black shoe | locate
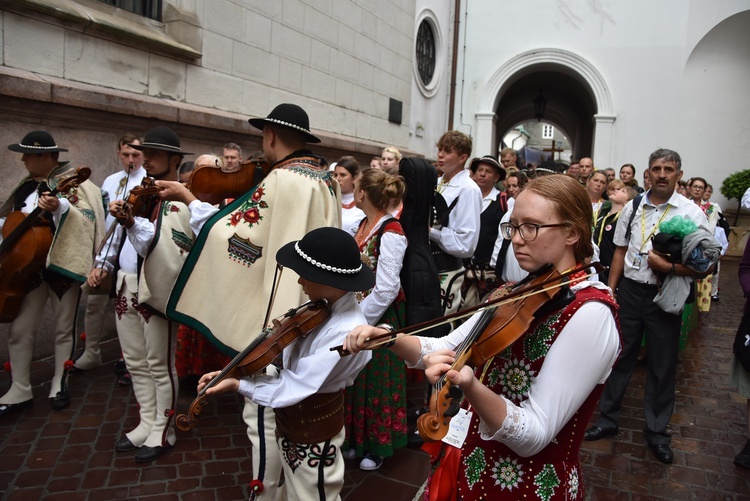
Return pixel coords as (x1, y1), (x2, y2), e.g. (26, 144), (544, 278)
(135, 444), (172, 463)
(0, 399), (33, 418)
(584, 425), (618, 441)
(118, 373), (132, 386)
(648, 443), (673, 464)
(115, 437), (138, 452)
(711, 294), (720, 302)
(114, 359), (128, 377)
(734, 440), (750, 469)
(51, 391), (70, 411)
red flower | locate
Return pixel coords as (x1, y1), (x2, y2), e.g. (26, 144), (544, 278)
(170, 205), (179, 212)
(378, 432), (390, 444)
(64, 360), (75, 370)
(252, 187), (265, 201)
(80, 332), (87, 341)
(243, 208), (260, 223)
(230, 212), (243, 226)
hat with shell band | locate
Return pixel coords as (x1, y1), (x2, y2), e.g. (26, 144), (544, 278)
(8, 131), (68, 153)
(248, 103), (321, 144)
(276, 227), (374, 291)
(128, 126), (193, 155)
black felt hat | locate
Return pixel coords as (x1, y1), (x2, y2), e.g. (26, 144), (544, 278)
(248, 103), (320, 143)
(469, 155), (506, 181)
(276, 227), (374, 291)
(8, 131), (68, 153)
(129, 126), (193, 155)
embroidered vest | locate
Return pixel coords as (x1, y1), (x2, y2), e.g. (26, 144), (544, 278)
(453, 286), (617, 500)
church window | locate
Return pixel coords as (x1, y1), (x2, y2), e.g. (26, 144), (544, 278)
(542, 124), (554, 139)
(416, 20), (436, 87)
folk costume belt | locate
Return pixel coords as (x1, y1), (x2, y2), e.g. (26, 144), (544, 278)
(274, 391), (344, 444)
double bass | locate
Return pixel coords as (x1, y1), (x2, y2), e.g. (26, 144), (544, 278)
(189, 157), (271, 205)
(0, 167), (92, 323)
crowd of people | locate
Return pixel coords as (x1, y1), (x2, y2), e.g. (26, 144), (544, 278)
(0, 102), (742, 499)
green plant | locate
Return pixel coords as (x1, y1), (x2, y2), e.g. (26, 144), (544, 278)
(720, 169), (750, 225)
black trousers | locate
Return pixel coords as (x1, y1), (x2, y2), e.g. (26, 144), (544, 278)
(596, 277), (682, 445)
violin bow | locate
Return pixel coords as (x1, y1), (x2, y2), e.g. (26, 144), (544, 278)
(331, 262), (607, 355)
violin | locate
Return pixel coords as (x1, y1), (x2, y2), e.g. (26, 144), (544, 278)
(115, 177), (164, 220)
(176, 300), (330, 431)
(417, 265), (575, 442)
(0, 167), (91, 323)
(189, 157), (271, 205)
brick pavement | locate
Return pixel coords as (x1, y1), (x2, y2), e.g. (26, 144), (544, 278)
(1, 259), (750, 500)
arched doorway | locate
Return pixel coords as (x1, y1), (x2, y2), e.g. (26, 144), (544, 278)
(475, 48), (616, 168)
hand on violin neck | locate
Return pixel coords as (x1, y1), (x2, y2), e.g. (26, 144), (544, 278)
(109, 200), (134, 228)
(37, 192), (60, 213)
(197, 370), (239, 395)
(155, 180), (197, 205)
(424, 349), (458, 385)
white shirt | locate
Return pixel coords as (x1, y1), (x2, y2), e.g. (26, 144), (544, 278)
(96, 216), (155, 274)
(430, 169), (482, 259)
(490, 199), (528, 283)
(410, 281), (619, 457)
(238, 292), (372, 408)
(341, 192), (365, 237)
(189, 200), (219, 236)
(742, 187), (750, 210)
(358, 216), (407, 325)
(481, 186), (501, 213)
(614, 190), (708, 285)
(100, 166), (147, 227)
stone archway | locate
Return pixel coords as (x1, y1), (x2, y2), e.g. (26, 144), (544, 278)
(475, 48), (616, 167)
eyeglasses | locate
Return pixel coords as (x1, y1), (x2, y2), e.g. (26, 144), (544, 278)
(500, 222), (569, 242)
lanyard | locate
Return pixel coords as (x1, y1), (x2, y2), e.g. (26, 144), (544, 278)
(592, 199), (603, 222)
(596, 211), (620, 247)
(639, 204), (671, 252)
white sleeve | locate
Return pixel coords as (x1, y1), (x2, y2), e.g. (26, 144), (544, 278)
(50, 197), (71, 228)
(94, 223), (125, 273)
(189, 199), (220, 236)
(360, 231), (407, 325)
(479, 301), (620, 457)
(407, 311), (484, 369)
(430, 188), (482, 258)
(714, 226), (729, 255)
(126, 217), (156, 258)
(490, 210), (512, 268)
(742, 188), (750, 210)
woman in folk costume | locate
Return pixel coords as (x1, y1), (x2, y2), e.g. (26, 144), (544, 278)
(342, 168), (408, 470)
(345, 175), (621, 500)
(0, 131), (105, 417)
(333, 156), (365, 238)
(687, 177), (721, 312)
(90, 126), (195, 463)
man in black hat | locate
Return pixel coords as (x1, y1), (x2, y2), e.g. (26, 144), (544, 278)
(0, 130), (105, 418)
(158, 103), (339, 497)
(461, 155), (508, 308)
(90, 126), (194, 462)
(197, 227), (374, 500)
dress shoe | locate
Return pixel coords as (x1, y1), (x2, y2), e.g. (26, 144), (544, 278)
(50, 391), (70, 411)
(135, 444), (172, 463)
(648, 443), (673, 464)
(584, 425), (618, 441)
(115, 437), (138, 452)
(0, 399), (33, 418)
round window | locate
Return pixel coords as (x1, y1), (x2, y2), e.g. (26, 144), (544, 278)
(416, 20), (436, 87)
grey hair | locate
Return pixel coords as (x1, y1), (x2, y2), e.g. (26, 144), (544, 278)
(648, 148), (682, 170)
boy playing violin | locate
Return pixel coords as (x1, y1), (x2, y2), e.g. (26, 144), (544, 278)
(198, 226), (374, 500)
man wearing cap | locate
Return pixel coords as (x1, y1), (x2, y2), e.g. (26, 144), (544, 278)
(90, 126), (194, 462)
(462, 155), (507, 308)
(159, 103), (339, 497)
(0, 131), (105, 418)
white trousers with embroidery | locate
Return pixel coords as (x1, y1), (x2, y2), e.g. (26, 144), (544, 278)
(244, 365), (282, 501)
(115, 270), (178, 448)
(0, 282), (79, 404)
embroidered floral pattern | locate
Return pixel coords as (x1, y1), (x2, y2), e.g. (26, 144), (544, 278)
(307, 442), (337, 468)
(162, 201), (181, 217)
(499, 358), (535, 401)
(486, 366), (503, 387)
(171, 229), (192, 254)
(534, 464), (560, 501)
(131, 297), (152, 323)
(115, 294), (128, 320)
(524, 312), (560, 361)
(280, 438), (308, 473)
(567, 466), (580, 497)
(227, 185), (268, 229)
(79, 208), (95, 222)
(492, 456), (524, 490)
(463, 447), (487, 489)
(287, 164), (335, 196)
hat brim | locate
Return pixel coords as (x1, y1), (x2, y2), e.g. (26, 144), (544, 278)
(129, 142), (193, 155)
(8, 144), (68, 153)
(276, 241), (374, 291)
(469, 158), (506, 181)
(248, 118), (321, 143)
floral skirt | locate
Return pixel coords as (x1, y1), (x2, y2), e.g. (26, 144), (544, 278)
(343, 303), (407, 457)
(175, 325), (232, 378)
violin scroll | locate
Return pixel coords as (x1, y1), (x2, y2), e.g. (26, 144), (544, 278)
(175, 394), (209, 431)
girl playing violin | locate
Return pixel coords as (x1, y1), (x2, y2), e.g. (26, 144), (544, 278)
(344, 174), (621, 500)
(198, 227), (374, 501)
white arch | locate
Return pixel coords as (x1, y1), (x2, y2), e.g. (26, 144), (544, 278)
(474, 48), (616, 166)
